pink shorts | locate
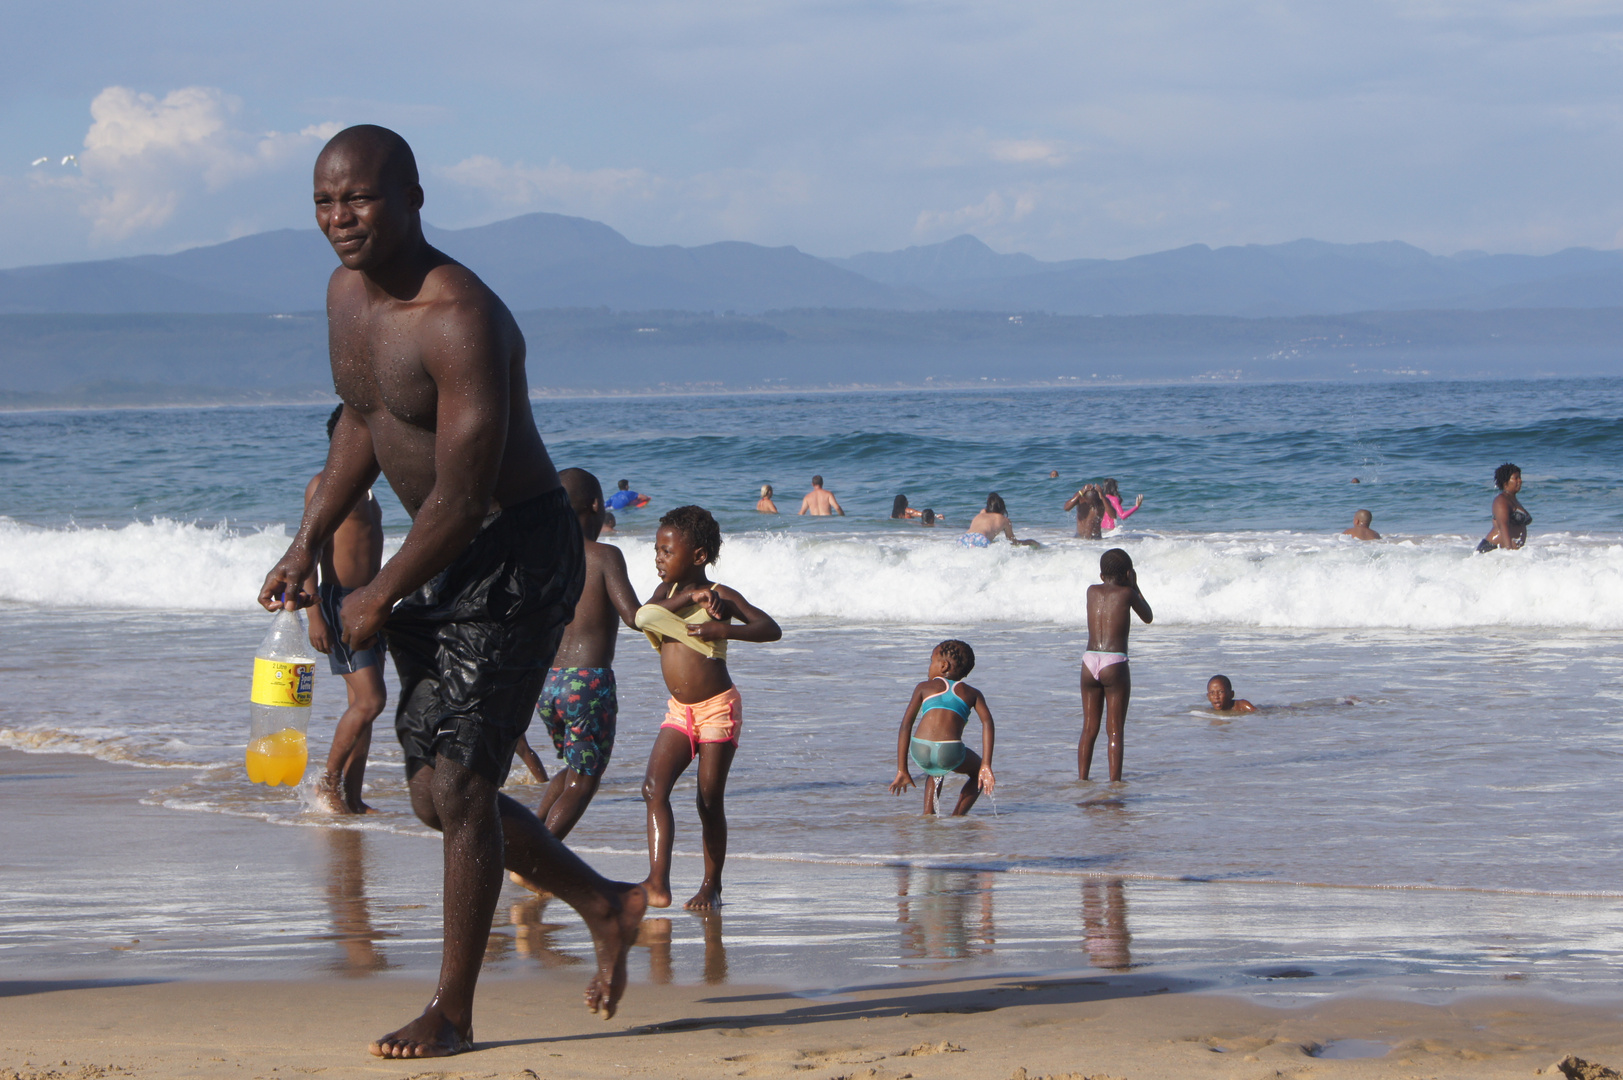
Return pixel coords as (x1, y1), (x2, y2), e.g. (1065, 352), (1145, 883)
(660, 686), (742, 755)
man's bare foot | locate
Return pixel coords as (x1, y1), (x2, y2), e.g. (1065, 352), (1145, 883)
(581, 882), (646, 1020)
(367, 1007), (472, 1058)
(313, 774), (347, 814)
(683, 880), (722, 911)
(641, 877), (672, 909)
(508, 870), (555, 898)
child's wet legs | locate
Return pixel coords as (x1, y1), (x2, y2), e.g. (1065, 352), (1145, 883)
(687, 740), (736, 910)
(640, 727), (694, 909)
(950, 748), (983, 815)
(1079, 669), (1104, 779)
(1100, 662), (1131, 782)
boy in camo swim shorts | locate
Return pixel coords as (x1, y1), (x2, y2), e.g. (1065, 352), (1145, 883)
(512, 469), (641, 849)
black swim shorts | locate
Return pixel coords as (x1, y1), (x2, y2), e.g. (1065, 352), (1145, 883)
(387, 487), (584, 786)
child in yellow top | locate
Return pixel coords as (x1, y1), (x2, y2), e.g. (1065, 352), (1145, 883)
(636, 505), (781, 911)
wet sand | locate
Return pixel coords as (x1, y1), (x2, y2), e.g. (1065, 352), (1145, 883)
(5, 749), (1623, 1078)
(5, 974), (1623, 1079)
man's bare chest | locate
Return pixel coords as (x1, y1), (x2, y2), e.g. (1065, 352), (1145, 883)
(330, 316), (437, 427)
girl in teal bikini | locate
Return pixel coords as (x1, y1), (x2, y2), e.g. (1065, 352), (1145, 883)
(888, 640), (996, 815)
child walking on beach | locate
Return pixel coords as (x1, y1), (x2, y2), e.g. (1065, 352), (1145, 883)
(1080, 548), (1153, 782)
(511, 469), (641, 844)
(302, 405), (387, 814)
(889, 640), (996, 815)
(636, 505), (781, 910)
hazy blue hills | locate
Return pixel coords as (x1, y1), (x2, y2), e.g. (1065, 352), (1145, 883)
(4, 213), (1623, 317)
(837, 236), (1623, 316)
(0, 213), (922, 315)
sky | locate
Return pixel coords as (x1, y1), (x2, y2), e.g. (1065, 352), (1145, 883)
(5, 1), (1623, 269)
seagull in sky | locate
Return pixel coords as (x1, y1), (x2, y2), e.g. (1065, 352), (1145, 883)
(30, 156), (47, 166)
(61, 155), (77, 166)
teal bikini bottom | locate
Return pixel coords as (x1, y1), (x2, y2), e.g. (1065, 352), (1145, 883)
(910, 736), (967, 777)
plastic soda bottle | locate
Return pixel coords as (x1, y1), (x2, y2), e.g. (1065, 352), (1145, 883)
(246, 607), (315, 786)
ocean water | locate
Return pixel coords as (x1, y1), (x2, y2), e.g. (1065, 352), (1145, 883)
(4, 379), (1623, 991)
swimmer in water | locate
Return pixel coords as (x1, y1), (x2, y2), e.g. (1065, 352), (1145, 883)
(961, 492), (1040, 548)
(756, 484), (778, 514)
(1342, 509), (1380, 540)
(888, 640), (996, 815)
(1477, 462), (1531, 553)
(920, 509), (938, 527)
(636, 505), (782, 910)
(1079, 548), (1153, 781)
(1063, 484), (1105, 539)
(1205, 675), (1256, 714)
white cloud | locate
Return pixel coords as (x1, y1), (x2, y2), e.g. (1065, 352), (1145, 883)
(66, 86), (338, 242)
(914, 190), (1036, 239)
(989, 139), (1067, 165)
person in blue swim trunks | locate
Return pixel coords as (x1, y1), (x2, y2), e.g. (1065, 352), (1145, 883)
(888, 639), (996, 815)
(959, 492), (1040, 548)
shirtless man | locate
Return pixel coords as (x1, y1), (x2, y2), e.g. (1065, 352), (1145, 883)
(302, 405), (387, 813)
(798, 475), (844, 516)
(515, 468), (639, 842)
(257, 126), (643, 1058)
(960, 492), (1040, 548)
(1205, 674), (1257, 714)
(1079, 548), (1153, 781)
(1342, 509), (1380, 540)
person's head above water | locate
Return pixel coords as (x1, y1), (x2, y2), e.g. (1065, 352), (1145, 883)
(1354, 509), (1373, 525)
(932, 639), (975, 679)
(891, 494), (910, 518)
(1048, 470), (1059, 479)
(657, 504), (722, 570)
(812, 475), (825, 489)
(559, 468), (605, 541)
(1101, 478), (1120, 498)
(617, 479), (630, 491)
(312, 125), (424, 273)
(1494, 462), (1521, 491)
(325, 404), (343, 440)
(985, 492), (1007, 516)
(1099, 547), (1133, 585)
(1206, 675), (1235, 710)
(760, 483), (773, 498)
(921, 508), (936, 526)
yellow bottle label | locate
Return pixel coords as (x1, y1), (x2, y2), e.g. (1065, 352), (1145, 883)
(251, 658), (313, 707)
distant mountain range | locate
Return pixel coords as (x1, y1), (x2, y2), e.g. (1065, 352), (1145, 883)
(4, 213), (1623, 317)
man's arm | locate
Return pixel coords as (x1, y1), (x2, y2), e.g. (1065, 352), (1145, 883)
(831, 494), (844, 516)
(798, 494), (811, 515)
(337, 300), (510, 647)
(601, 545), (642, 630)
(259, 410), (379, 612)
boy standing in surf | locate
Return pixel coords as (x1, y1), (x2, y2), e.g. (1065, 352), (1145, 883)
(303, 404), (388, 814)
(637, 505), (781, 910)
(510, 469), (641, 845)
(1080, 548), (1153, 781)
(888, 639), (996, 815)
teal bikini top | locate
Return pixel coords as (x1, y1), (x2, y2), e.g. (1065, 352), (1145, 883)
(920, 677), (971, 719)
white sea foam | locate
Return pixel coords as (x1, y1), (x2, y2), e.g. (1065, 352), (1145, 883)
(6, 516), (1623, 628)
(613, 529), (1623, 630)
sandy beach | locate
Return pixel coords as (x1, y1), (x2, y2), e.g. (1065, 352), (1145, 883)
(6, 973), (1623, 1079)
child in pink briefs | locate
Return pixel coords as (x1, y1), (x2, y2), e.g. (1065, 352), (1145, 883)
(1080, 548), (1153, 781)
(635, 505), (781, 911)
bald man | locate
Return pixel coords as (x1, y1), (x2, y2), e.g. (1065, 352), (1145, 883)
(259, 125), (643, 1058)
(1342, 509), (1380, 540)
